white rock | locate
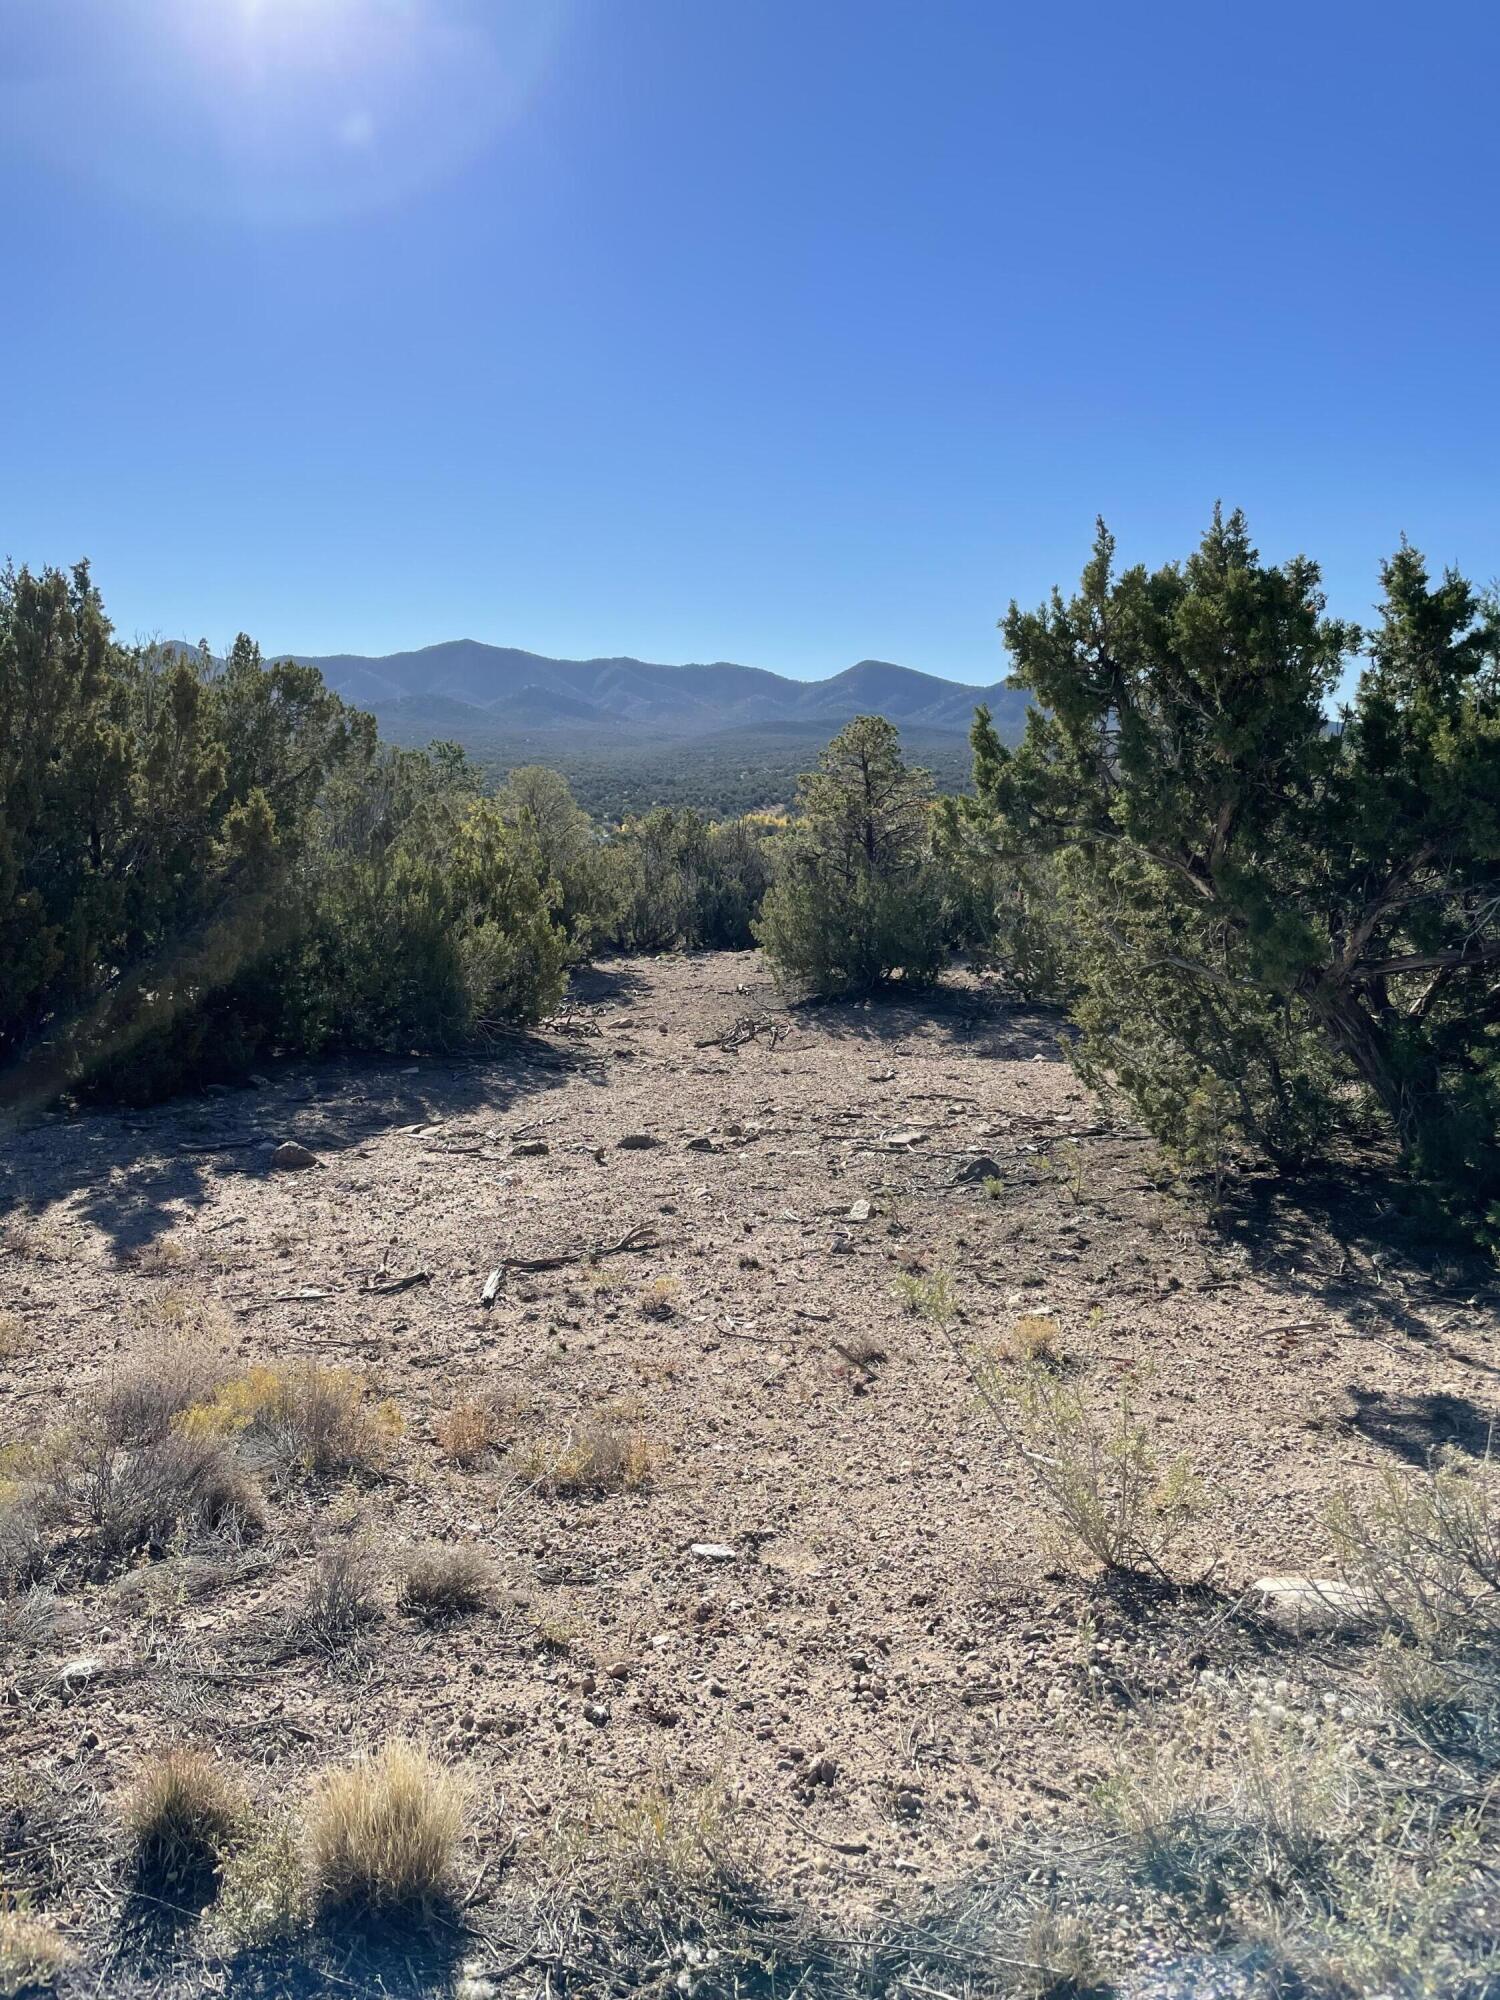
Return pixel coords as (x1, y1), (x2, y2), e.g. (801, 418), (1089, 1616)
(1252, 1575), (1378, 1633)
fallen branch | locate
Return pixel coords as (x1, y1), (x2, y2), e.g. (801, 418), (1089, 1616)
(480, 1224), (661, 1301)
(365, 1268), (432, 1296)
(695, 1012), (789, 1053)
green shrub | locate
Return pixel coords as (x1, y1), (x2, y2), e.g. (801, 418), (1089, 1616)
(756, 716), (948, 995)
(496, 763), (617, 959)
(595, 806), (776, 952)
(0, 569), (569, 1102)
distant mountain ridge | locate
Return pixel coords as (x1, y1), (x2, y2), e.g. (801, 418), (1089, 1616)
(272, 639), (1028, 741)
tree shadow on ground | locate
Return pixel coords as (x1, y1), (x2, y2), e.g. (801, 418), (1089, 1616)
(217, 1921), (473, 2000)
(1339, 1384), (1496, 1464)
(566, 961), (651, 1004)
(794, 980), (1066, 1063)
(0, 1035), (601, 1261)
(1211, 1156), (1500, 1354)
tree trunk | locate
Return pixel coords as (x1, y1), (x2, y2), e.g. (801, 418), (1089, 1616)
(1304, 977), (1439, 1164)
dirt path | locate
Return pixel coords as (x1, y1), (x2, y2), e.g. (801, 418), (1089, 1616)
(3, 950), (1497, 1936)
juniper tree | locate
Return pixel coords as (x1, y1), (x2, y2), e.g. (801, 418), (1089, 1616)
(963, 511), (1500, 1227)
(0, 564), (570, 1100)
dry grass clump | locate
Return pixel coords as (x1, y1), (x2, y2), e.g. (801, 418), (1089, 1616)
(543, 1781), (796, 1983)
(0, 1213), (60, 1264)
(1091, 1683), (1492, 1995)
(1099, 1710), (1347, 1914)
(0, 1911), (75, 1997)
(136, 1288), (233, 1343)
(433, 1398), (502, 1467)
(512, 1423), (657, 1497)
(0, 1312), (25, 1363)
(305, 1739), (466, 1919)
(565, 1781), (732, 1902)
(434, 1382), (536, 1466)
(397, 1543), (493, 1621)
(638, 1276), (680, 1322)
(1015, 1909), (1099, 1999)
(1006, 1313), (1064, 1366)
(177, 1365), (402, 1483)
(93, 1339), (228, 1448)
(0, 1584), (58, 1653)
(113, 1538), (276, 1618)
(121, 1746), (246, 1900)
(291, 1543), (382, 1655)
(83, 1431), (265, 1555)
(116, 1231), (193, 1275)
(0, 1484), (52, 1593)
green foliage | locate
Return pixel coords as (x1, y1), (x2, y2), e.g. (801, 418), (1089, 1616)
(957, 512), (1500, 1231)
(1060, 845), (1342, 1171)
(594, 806), (777, 952)
(933, 705), (1079, 997)
(755, 715), (948, 995)
(0, 567), (568, 1100)
(1010, 1363), (1202, 1578)
(496, 763), (616, 959)
(289, 779), (566, 1053)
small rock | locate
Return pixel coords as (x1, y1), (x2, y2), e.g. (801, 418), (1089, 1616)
(617, 1132), (659, 1150)
(582, 1701), (610, 1726)
(269, 1140), (320, 1172)
(511, 1138), (549, 1157)
(881, 1128), (927, 1150)
(953, 1154), (1003, 1185)
(691, 1542), (738, 1562)
(846, 1199), (872, 1222)
(683, 1134), (716, 1152)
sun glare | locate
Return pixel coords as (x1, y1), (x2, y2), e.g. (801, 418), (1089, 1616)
(5, 0), (569, 223)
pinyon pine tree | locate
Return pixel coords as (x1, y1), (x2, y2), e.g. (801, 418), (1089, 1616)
(755, 714), (947, 995)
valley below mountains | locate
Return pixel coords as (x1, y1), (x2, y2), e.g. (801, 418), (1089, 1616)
(271, 640), (1030, 814)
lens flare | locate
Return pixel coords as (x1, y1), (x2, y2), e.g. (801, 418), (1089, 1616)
(3, 0), (568, 224)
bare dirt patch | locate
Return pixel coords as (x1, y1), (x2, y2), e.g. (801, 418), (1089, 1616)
(2, 952), (1496, 1990)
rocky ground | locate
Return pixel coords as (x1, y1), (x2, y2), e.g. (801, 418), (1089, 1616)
(2, 950), (1497, 1994)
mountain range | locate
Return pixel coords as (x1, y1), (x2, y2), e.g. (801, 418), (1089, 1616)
(274, 639), (1029, 745)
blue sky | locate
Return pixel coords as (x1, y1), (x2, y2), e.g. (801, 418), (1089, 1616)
(2, 0), (1496, 683)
